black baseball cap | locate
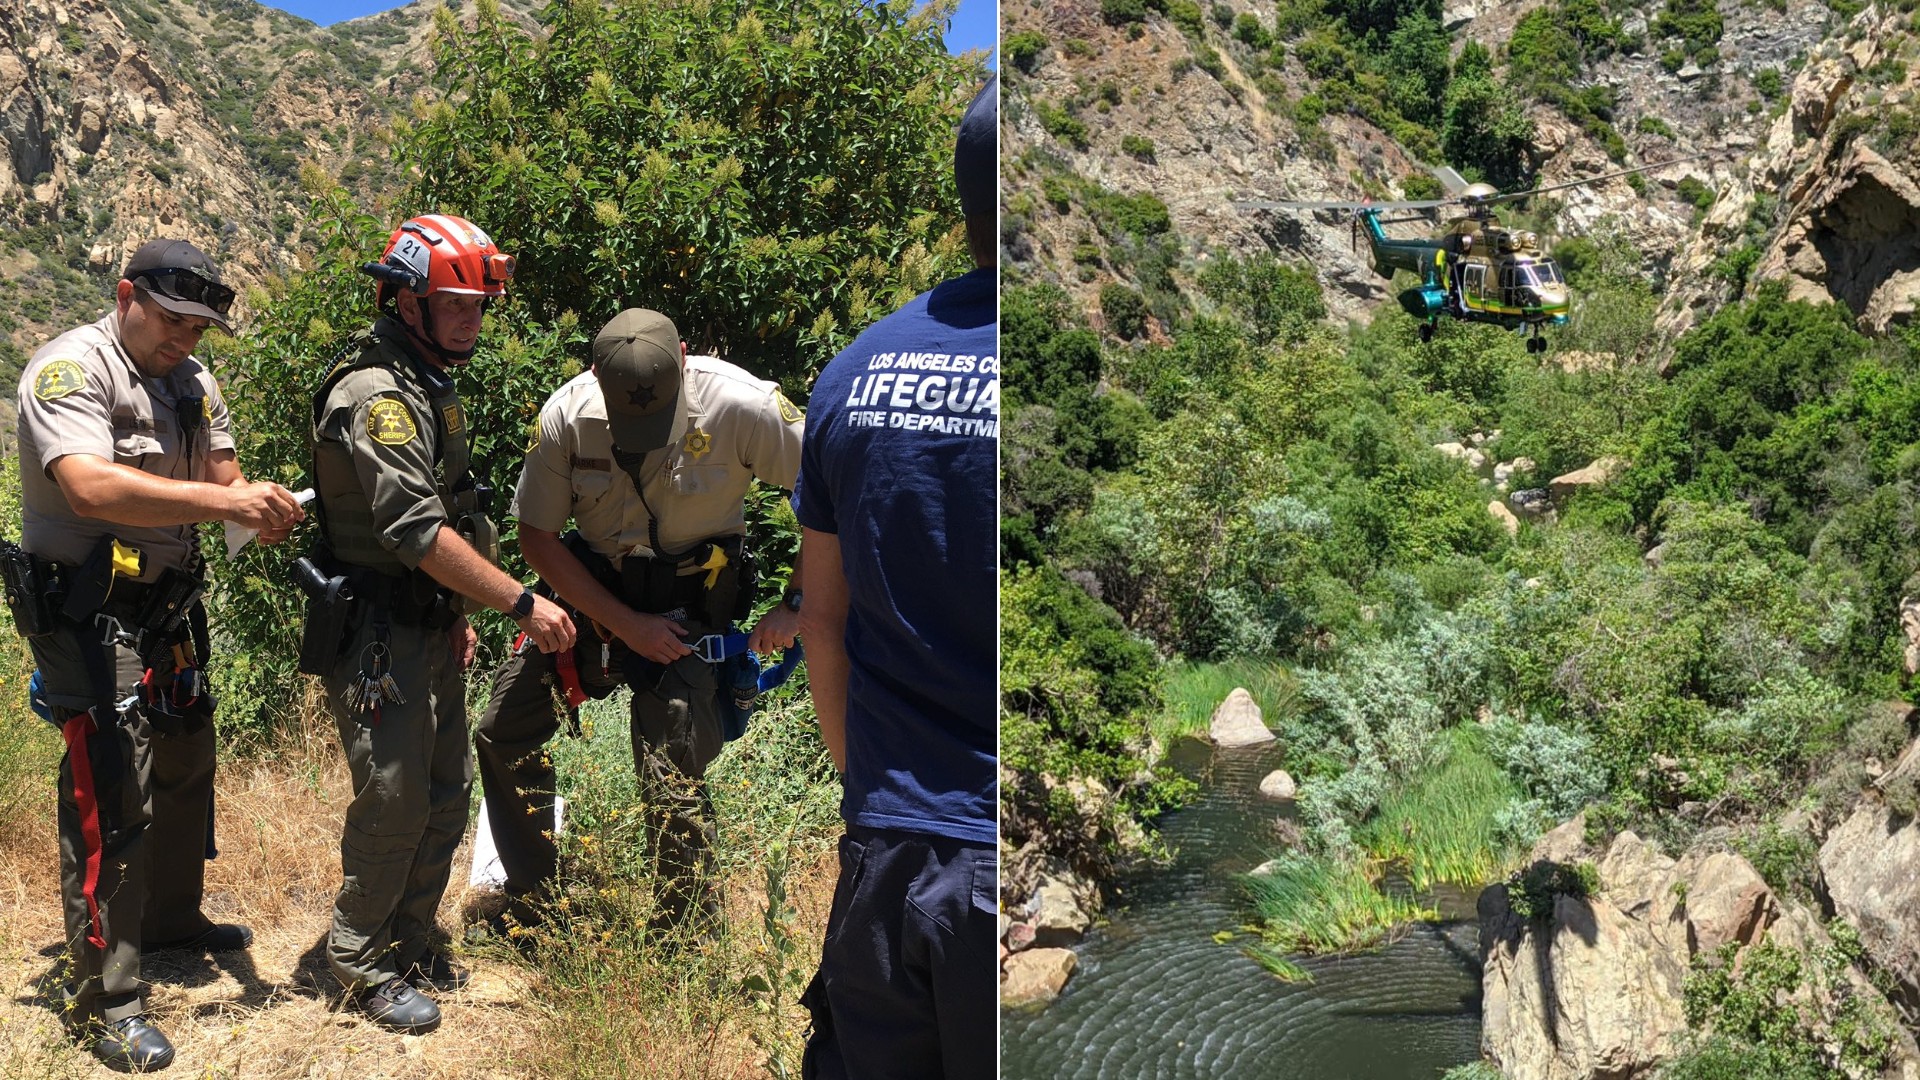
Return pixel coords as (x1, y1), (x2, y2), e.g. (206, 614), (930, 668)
(955, 77), (997, 223)
(593, 308), (683, 451)
(123, 238), (236, 332)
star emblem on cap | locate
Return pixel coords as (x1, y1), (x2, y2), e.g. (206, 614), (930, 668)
(629, 383), (658, 409)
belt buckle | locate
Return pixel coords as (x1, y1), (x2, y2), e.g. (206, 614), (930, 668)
(689, 634), (725, 664)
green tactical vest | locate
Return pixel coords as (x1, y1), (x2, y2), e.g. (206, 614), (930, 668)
(309, 319), (489, 591)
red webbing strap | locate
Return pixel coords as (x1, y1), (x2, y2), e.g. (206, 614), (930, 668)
(552, 641), (590, 709)
(61, 710), (107, 950)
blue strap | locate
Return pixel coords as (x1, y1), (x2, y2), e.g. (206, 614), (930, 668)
(28, 668), (51, 725)
(758, 642), (803, 692)
(688, 631), (804, 690)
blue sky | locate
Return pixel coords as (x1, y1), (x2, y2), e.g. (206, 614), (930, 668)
(265, 0), (996, 64)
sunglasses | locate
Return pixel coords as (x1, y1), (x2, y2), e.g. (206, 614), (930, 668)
(134, 267), (237, 317)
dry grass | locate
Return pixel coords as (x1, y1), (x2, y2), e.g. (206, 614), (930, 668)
(0, 708), (837, 1079)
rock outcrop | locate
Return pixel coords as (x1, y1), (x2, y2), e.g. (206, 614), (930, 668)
(1481, 821), (1917, 1079)
(1821, 774), (1920, 997)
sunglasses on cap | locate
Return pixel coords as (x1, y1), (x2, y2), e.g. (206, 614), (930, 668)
(133, 267), (237, 317)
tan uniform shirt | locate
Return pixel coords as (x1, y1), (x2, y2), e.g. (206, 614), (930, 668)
(311, 320), (470, 574)
(512, 356), (804, 563)
(15, 312), (235, 581)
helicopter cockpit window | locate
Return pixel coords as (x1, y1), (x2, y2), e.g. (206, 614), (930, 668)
(1518, 263), (1564, 289)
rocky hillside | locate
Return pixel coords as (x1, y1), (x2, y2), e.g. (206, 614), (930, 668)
(1003, 0), (1920, 345)
(0, 0), (540, 383)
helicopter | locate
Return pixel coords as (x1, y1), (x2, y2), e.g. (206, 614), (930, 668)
(1238, 160), (1690, 352)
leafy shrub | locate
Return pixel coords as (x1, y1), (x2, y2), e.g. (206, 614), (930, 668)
(402, 0), (976, 383)
(1005, 29), (1048, 71)
(1121, 133), (1157, 160)
(1638, 115), (1676, 138)
(1101, 282), (1150, 339)
(1683, 936), (1898, 1078)
(1677, 176), (1716, 211)
(1037, 101), (1091, 150)
(1000, 565), (1189, 884)
(1732, 823), (1819, 903)
(1655, 0), (1724, 54)
(1503, 859), (1599, 920)
(1233, 12), (1272, 48)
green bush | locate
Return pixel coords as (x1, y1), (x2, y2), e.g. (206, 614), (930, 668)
(1037, 101), (1091, 149)
(1121, 133), (1157, 160)
(1677, 176), (1716, 211)
(1233, 12), (1272, 48)
(1103, 0), (1149, 23)
(1005, 29), (1049, 71)
(1001, 565), (1189, 884)
(1683, 936), (1898, 1078)
(401, 0), (977, 384)
(1101, 282), (1150, 339)
(1655, 0), (1724, 54)
(1503, 860), (1599, 920)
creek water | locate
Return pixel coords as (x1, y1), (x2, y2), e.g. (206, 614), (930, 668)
(1001, 737), (1486, 1079)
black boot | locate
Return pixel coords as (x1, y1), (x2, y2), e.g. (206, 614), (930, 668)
(89, 1015), (175, 1073)
(353, 978), (441, 1034)
(403, 950), (470, 992)
(147, 922), (253, 953)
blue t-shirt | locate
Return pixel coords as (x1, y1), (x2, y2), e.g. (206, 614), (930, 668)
(792, 267), (997, 846)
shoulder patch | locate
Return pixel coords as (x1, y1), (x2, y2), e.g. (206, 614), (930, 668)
(33, 359), (86, 402)
(443, 403), (464, 435)
(368, 399), (419, 446)
(775, 389), (803, 424)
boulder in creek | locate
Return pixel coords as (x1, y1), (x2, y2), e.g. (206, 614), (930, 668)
(1002, 947), (1079, 1008)
(1028, 874), (1094, 947)
(1258, 769), (1297, 801)
(1209, 687), (1274, 747)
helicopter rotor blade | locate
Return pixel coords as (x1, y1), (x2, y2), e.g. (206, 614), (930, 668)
(1478, 156), (1701, 206)
(1236, 198), (1452, 212)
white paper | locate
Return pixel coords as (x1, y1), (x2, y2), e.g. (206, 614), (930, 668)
(469, 794), (567, 889)
(224, 487), (316, 557)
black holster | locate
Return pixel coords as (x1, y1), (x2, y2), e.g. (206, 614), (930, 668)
(0, 539), (60, 638)
(294, 553), (357, 676)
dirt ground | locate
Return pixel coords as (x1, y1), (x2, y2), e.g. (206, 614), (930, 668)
(0, 721), (836, 1079)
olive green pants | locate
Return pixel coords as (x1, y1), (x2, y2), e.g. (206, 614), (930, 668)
(475, 625), (723, 925)
(32, 626), (217, 1026)
(322, 614), (471, 990)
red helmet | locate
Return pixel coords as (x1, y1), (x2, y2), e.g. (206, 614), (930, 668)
(363, 213), (514, 309)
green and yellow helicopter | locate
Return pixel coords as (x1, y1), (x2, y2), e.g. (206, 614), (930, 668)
(1238, 160), (1687, 351)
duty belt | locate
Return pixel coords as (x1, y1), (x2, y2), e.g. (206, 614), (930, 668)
(336, 564), (458, 630)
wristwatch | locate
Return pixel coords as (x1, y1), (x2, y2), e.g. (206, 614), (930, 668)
(511, 587), (535, 620)
(782, 589), (803, 613)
